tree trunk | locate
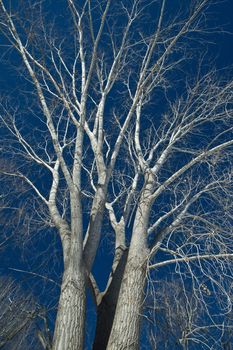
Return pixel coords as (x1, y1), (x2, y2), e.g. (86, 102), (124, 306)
(106, 255), (147, 350)
(52, 266), (86, 350)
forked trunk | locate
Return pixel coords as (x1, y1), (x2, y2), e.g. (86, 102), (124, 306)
(52, 267), (86, 350)
(106, 197), (151, 350)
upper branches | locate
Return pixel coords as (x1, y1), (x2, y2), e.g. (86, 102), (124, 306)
(0, 0), (232, 276)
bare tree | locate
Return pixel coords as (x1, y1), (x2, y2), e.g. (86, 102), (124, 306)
(144, 278), (233, 349)
(0, 0), (232, 349)
(0, 277), (50, 349)
(144, 279), (205, 349)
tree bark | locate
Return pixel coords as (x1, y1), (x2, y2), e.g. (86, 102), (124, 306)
(52, 267), (86, 350)
(51, 188), (86, 350)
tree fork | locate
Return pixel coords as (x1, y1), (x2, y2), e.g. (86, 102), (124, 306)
(93, 248), (128, 350)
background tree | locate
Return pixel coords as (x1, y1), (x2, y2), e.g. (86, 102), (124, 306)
(0, 277), (51, 349)
(0, 0), (232, 349)
(144, 278), (233, 349)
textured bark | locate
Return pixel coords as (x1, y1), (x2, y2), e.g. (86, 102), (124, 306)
(51, 188), (86, 350)
(93, 249), (128, 350)
(52, 268), (86, 350)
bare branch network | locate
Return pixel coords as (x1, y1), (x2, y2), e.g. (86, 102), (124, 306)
(0, 0), (232, 349)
